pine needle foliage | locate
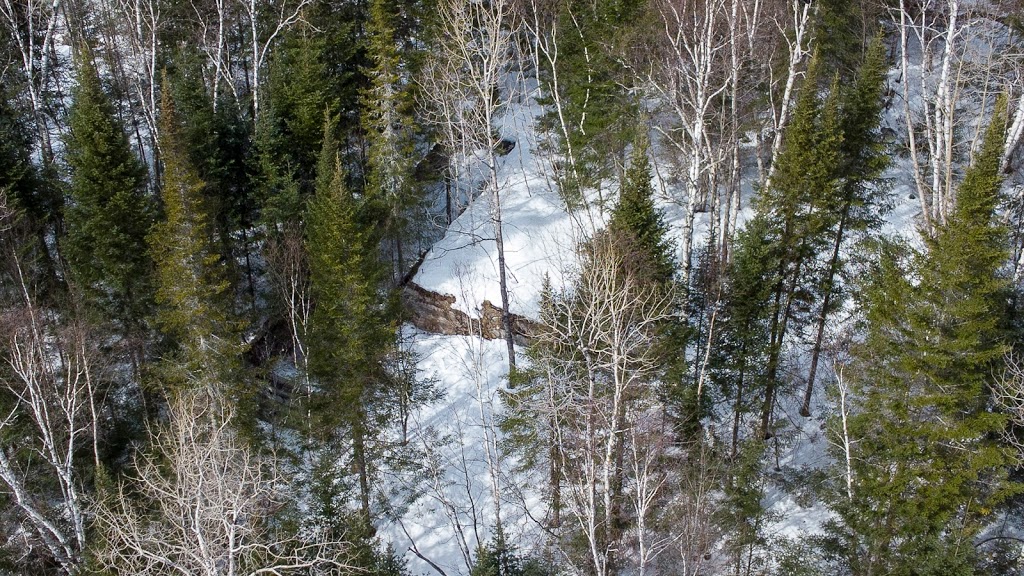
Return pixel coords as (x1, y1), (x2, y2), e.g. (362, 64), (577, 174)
(362, 0), (421, 283)
(609, 138), (675, 287)
(149, 76), (236, 375)
(64, 57), (155, 330)
(826, 97), (1016, 575)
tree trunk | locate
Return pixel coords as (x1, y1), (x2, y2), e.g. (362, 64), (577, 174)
(801, 208), (849, 416)
(353, 417), (371, 522)
(492, 180), (516, 373)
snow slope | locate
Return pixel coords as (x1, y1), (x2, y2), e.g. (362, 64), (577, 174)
(385, 38), (1019, 571)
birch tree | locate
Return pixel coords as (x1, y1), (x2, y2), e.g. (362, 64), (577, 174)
(514, 232), (672, 576)
(96, 0), (163, 159)
(647, 0), (734, 288)
(760, 0), (813, 188)
(0, 204), (100, 573)
(891, 0), (1016, 234)
(94, 388), (351, 575)
(420, 0), (520, 371)
(186, 0), (312, 120)
(0, 0), (63, 161)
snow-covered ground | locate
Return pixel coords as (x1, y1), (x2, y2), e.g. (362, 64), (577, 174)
(382, 38), (1020, 570)
(380, 330), (544, 575)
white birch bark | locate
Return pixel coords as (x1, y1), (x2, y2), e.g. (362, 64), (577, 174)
(94, 388), (351, 575)
(420, 0), (520, 370)
(536, 235), (672, 576)
(647, 0), (734, 290)
(0, 0), (63, 161)
(0, 247), (98, 573)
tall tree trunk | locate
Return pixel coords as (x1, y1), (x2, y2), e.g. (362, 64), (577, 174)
(492, 175), (516, 373)
(801, 208), (849, 416)
(353, 416), (371, 522)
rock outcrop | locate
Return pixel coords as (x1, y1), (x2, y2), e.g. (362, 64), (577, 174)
(401, 282), (536, 345)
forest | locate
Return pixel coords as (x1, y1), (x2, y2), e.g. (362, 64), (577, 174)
(1, 0), (1024, 573)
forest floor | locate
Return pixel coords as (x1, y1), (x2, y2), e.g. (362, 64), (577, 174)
(381, 66), (942, 575)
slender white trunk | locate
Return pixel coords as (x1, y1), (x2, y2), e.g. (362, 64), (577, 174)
(1004, 91), (1024, 173)
(764, 0), (811, 189)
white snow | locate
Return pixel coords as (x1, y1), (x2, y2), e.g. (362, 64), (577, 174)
(388, 22), (1024, 570)
(381, 329), (544, 575)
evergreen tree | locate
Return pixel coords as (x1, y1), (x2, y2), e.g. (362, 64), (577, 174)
(305, 116), (396, 520)
(608, 138), (675, 287)
(718, 56), (844, 438)
(64, 57), (155, 331)
(712, 213), (780, 456)
(826, 99), (1014, 575)
(148, 77), (236, 379)
(171, 51), (257, 308)
(253, 110), (305, 234)
(0, 86), (40, 218)
(538, 0), (644, 203)
(266, 22), (340, 188)
(801, 37), (891, 416)
(0, 81), (59, 291)
(813, 0), (882, 80)
(362, 0), (421, 285)
(758, 61), (843, 437)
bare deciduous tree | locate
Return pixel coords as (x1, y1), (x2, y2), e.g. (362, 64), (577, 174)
(94, 387), (350, 576)
(186, 0), (311, 119)
(0, 0), (64, 161)
(265, 226), (313, 405)
(645, 0), (736, 288)
(534, 233), (673, 576)
(99, 0), (163, 154)
(420, 0), (520, 371)
(0, 215), (100, 572)
(993, 352), (1024, 457)
(892, 0), (1017, 234)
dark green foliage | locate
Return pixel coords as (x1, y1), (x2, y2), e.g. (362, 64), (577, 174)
(826, 100), (1015, 575)
(266, 0), (375, 190)
(149, 77), (240, 390)
(305, 117), (395, 427)
(253, 111), (305, 232)
(0, 84), (52, 230)
(719, 440), (774, 574)
(800, 36), (892, 416)
(813, 0), (882, 80)
(362, 0), (423, 284)
(304, 116), (398, 516)
(537, 0), (645, 201)
(64, 58), (155, 330)
(471, 534), (555, 576)
(170, 51), (256, 303)
(716, 57), (845, 437)
(834, 36), (892, 230)
(712, 213), (779, 450)
(609, 139), (675, 287)
(0, 82), (60, 292)
(267, 23), (341, 187)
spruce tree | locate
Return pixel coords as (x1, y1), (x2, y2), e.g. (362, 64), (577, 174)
(826, 99), (1014, 575)
(64, 57), (155, 330)
(608, 138), (675, 287)
(362, 0), (421, 285)
(801, 37), (891, 416)
(725, 56), (844, 437)
(305, 116), (395, 520)
(266, 22), (339, 187)
(0, 82), (60, 290)
(171, 51), (256, 307)
(148, 78), (235, 379)
(538, 0), (644, 202)
(713, 213), (780, 455)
